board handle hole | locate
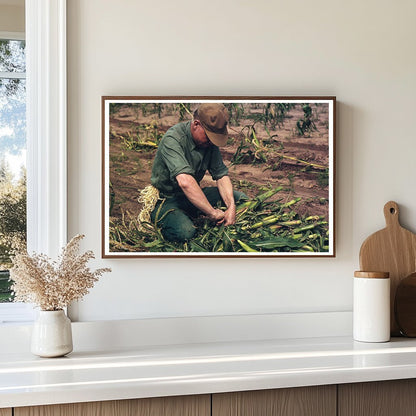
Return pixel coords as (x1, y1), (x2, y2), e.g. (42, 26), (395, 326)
(390, 207), (396, 214)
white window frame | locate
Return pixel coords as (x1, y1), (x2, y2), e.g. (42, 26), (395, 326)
(0, 31), (24, 41)
(0, 0), (67, 324)
(26, 0), (67, 256)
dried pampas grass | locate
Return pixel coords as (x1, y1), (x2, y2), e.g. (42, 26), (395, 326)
(10, 234), (111, 311)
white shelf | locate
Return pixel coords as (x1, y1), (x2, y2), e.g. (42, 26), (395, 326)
(2, 335), (416, 408)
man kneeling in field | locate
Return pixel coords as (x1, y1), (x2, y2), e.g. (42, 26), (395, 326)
(142, 103), (246, 242)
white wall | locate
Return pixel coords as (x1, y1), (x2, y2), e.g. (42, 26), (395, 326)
(67, 0), (416, 322)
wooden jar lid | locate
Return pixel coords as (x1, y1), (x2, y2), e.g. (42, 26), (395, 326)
(354, 271), (390, 279)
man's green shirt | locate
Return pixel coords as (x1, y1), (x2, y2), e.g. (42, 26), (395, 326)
(150, 121), (229, 196)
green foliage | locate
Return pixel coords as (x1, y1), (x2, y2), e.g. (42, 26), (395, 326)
(262, 103), (294, 129)
(231, 125), (269, 165)
(225, 103), (245, 125)
(0, 39), (26, 301)
(0, 39), (25, 98)
(0, 39), (25, 72)
(296, 104), (317, 136)
(109, 181), (115, 216)
(0, 162), (26, 302)
(119, 121), (163, 151)
(317, 168), (329, 188)
(0, 270), (13, 302)
(243, 103), (294, 130)
(109, 103), (124, 115)
(138, 103), (163, 118)
(0, 165), (26, 268)
(109, 187), (329, 253)
(229, 104), (296, 166)
(178, 103), (192, 121)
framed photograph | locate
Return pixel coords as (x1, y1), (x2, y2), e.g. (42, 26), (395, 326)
(102, 96), (335, 257)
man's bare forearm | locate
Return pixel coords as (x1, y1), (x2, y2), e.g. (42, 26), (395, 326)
(217, 175), (236, 208)
(176, 173), (224, 221)
(216, 176), (236, 225)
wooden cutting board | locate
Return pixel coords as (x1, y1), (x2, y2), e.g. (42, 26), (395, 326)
(359, 201), (416, 336)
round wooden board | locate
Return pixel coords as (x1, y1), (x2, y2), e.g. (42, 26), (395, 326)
(395, 272), (416, 337)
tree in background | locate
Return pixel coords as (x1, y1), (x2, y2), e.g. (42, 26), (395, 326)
(0, 159), (26, 269)
(0, 38), (27, 302)
(0, 160), (26, 302)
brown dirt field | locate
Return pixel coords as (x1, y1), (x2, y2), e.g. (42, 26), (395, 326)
(108, 103), (331, 224)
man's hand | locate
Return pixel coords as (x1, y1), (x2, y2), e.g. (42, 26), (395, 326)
(176, 174), (236, 226)
(208, 208), (226, 224)
(217, 204), (236, 226)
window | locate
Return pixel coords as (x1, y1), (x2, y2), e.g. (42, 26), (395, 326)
(0, 0), (67, 324)
(0, 35), (27, 305)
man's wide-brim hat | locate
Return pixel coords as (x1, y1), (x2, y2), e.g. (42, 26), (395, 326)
(197, 103), (229, 147)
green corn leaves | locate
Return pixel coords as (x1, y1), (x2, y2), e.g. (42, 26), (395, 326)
(109, 186), (329, 254)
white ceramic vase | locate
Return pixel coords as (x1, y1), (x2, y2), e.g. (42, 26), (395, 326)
(31, 310), (73, 357)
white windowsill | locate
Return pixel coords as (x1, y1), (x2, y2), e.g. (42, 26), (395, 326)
(2, 330), (416, 409)
(0, 303), (36, 325)
(0, 310), (356, 408)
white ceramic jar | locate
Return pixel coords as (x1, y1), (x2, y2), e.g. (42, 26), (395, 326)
(353, 271), (390, 343)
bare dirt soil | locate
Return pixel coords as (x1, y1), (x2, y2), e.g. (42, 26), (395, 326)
(108, 103), (331, 225)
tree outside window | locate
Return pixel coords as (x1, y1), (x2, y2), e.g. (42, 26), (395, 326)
(0, 38), (27, 302)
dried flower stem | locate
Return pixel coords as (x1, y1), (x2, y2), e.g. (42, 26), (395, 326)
(10, 234), (111, 310)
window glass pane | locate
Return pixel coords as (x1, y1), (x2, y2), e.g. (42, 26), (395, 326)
(0, 41), (26, 303)
(0, 78), (26, 155)
(0, 39), (26, 73)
